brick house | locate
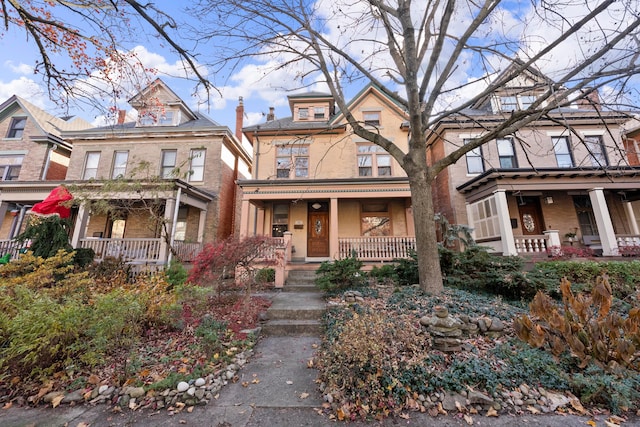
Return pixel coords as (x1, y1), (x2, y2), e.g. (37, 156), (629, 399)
(238, 85), (415, 264)
(0, 79), (252, 266)
(428, 62), (639, 257)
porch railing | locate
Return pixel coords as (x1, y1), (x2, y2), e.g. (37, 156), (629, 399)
(515, 235), (548, 253)
(0, 239), (28, 259)
(172, 241), (203, 262)
(338, 236), (417, 261)
(79, 238), (162, 263)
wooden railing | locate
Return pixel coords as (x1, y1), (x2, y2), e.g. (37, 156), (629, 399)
(338, 236), (416, 261)
(172, 241), (202, 262)
(79, 238), (162, 263)
(514, 235), (548, 253)
(0, 239), (28, 259)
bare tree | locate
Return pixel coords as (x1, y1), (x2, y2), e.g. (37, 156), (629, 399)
(191, 0), (640, 294)
(1, 0), (209, 108)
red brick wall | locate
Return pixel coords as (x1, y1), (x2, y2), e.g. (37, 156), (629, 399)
(45, 161), (67, 180)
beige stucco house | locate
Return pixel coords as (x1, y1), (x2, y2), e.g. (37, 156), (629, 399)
(428, 63), (640, 257)
(238, 85), (416, 263)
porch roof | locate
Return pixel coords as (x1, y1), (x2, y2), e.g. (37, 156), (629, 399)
(237, 177), (411, 203)
(457, 167), (640, 202)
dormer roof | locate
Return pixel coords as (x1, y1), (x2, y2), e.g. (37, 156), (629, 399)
(129, 78), (198, 123)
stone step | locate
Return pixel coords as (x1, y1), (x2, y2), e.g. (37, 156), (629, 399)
(268, 307), (325, 321)
(284, 282), (318, 292)
(262, 319), (324, 336)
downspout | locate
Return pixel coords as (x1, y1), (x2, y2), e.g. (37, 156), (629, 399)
(252, 129), (260, 234)
(167, 187), (182, 265)
(41, 143), (57, 180)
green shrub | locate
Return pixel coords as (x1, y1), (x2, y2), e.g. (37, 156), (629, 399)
(195, 316), (229, 358)
(393, 250), (419, 286)
(73, 247), (96, 268)
(255, 267), (275, 284)
(315, 252), (366, 293)
(570, 365), (640, 414)
(165, 260), (188, 288)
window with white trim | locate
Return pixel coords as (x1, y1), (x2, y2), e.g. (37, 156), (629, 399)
(0, 155), (23, 180)
(276, 146), (308, 178)
(358, 145), (391, 176)
(552, 136), (573, 167)
(464, 139), (484, 174)
(161, 150), (178, 178)
(189, 149), (206, 182)
(6, 117), (26, 138)
(111, 151), (129, 178)
(584, 135), (608, 166)
(363, 111), (381, 126)
(314, 107), (325, 119)
(497, 138), (517, 168)
(361, 202), (391, 236)
(298, 108), (309, 120)
(82, 152), (100, 180)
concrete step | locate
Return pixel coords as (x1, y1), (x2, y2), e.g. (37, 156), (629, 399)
(284, 282), (318, 292)
(262, 319), (324, 336)
(268, 306), (325, 320)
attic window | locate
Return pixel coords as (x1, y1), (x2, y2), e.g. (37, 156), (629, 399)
(363, 111), (381, 126)
(6, 117), (26, 138)
(500, 94), (537, 111)
(138, 108), (176, 126)
(298, 108), (309, 120)
(314, 107), (325, 119)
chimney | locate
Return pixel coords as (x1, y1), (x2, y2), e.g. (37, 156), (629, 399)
(266, 106), (275, 122)
(235, 96), (244, 140)
(577, 87), (601, 111)
(117, 110), (127, 125)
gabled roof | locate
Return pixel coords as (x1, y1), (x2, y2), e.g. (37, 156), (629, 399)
(0, 95), (92, 137)
(330, 83), (408, 125)
(128, 78), (198, 121)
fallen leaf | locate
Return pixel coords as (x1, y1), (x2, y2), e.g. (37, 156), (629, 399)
(609, 415), (626, 424)
(76, 423), (90, 427)
(242, 382), (249, 387)
(527, 405), (540, 414)
(187, 407), (194, 413)
(251, 378), (260, 384)
(87, 374), (100, 385)
(399, 413), (410, 419)
(486, 407), (498, 417)
(605, 422), (619, 427)
(437, 402), (447, 415)
(455, 400), (465, 412)
(307, 359), (314, 368)
(179, 420), (186, 424)
(464, 414), (474, 425)
(586, 421), (597, 427)
(300, 392), (309, 399)
(52, 395), (64, 408)
(286, 381), (293, 385)
(337, 408), (345, 421)
(312, 343), (318, 348)
(3, 402), (12, 409)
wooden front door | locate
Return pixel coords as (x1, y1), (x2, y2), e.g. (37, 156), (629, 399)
(307, 211), (329, 257)
(518, 198), (544, 235)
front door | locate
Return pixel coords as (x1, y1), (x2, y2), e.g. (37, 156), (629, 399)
(518, 197), (544, 235)
(307, 209), (329, 257)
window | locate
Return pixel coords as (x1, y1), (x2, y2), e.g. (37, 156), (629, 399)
(0, 155), (23, 180)
(573, 196), (598, 236)
(174, 207), (188, 241)
(363, 111), (381, 126)
(314, 107), (325, 119)
(276, 146), (308, 178)
(358, 145), (391, 176)
(272, 203), (289, 237)
(298, 108), (309, 119)
(159, 111), (174, 126)
(189, 149), (206, 182)
(6, 117), (26, 138)
(82, 152), (100, 180)
(111, 151), (129, 178)
(497, 138), (517, 168)
(552, 136), (573, 167)
(138, 108), (175, 126)
(469, 196), (500, 239)
(500, 96), (518, 111)
(161, 150), (177, 178)
(584, 135), (608, 166)
(520, 95), (537, 109)
(361, 203), (391, 236)
(464, 139), (484, 174)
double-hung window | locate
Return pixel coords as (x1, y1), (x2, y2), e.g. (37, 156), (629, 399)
(363, 111), (381, 126)
(6, 117), (26, 138)
(189, 149), (206, 182)
(464, 139), (484, 174)
(0, 155), (23, 180)
(496, 138), (517, 168)
(161, 150), (178, 178)
(357, 145), (391, 176)
(276, 146), (308, 178)
(585, 135), (608, 167)
(298, 108), (309, 120)
(111, 151), (129, 178)
(83, 152), (100, 180)
(552, 136), (573, 167)
(314, 107), (325, 119)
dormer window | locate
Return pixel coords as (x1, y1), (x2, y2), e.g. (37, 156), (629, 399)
(138, 108), (176, 126)
(499, 94), (538, 112)
(298, 108), (309, 120)
(363, 111), (381, 126)
(314, 107), (325, 119)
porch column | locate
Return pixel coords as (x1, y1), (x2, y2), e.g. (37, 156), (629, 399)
(405, 202), (415, 237)
(494, 190), (518, 256)
(0, 202), (9, 238)
(256, 206), (265, 236)
(197, 210), (207, 243)
(588, 188), (619, 256)
(329, 197), (339, 259)
(239, 199), (251, 237)
(71, 204), (90, 247)
(623, 201), (640, 235)
(159, 197), (176, 264)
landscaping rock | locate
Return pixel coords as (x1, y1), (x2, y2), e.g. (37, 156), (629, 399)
(176, 381), (189, 393)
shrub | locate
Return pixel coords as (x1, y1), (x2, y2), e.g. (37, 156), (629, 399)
(87, 256), (132, 289)
(73, 247), (95, 268)
(195, 315), (230, 358)
(514, 276), (640, 371)
(368, 263), (397, 285)
(255, 267), (275, 284)
(315, 252), (366, 293)
(16, 216), (73, 259)
(393, 250), (419, 286)
(569, 365), (640, 414)
(165, 260), (188, 289)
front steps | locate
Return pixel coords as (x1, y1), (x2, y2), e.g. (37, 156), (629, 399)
(262, 268), (325, 336)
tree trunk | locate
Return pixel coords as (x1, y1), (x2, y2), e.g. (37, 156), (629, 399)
(408, 173), (444, 295)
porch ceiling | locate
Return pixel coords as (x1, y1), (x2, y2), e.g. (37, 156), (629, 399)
(457, 167), (640, 203)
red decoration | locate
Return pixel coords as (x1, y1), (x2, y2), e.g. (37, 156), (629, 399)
(30, 186), (73, 218)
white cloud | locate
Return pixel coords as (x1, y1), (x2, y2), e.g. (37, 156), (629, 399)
(0, 77), (48, 107)
(4, 60), (35, 76)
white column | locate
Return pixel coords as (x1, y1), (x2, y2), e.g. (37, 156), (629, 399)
(494, 190), (517, 256)
(588, 188), (619, 256)
(71, 204), (90, 247)
(465, 202), (477, 241)
(0, 202), (9, 238)
(623, 201), (640, 235)
(158, 197), (176, 264)
(239, 199), (251, 237)
(330, 198), (339, 259)
(197, 209), (207, 243)
(544, 230), (561, 256)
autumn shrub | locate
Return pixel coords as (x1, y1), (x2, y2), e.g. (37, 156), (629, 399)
(316, 305), (426, 420)
(315, 251), (366, 293)
(514, 276), (640, 372)
(87, 255), (132, 289)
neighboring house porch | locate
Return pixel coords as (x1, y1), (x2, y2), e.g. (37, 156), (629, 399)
(459, 168), (640, 257)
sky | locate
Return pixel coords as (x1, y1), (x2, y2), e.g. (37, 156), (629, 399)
(1, 1), (638, 130)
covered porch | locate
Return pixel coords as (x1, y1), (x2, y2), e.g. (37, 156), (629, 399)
(458, 168), (640, 257)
